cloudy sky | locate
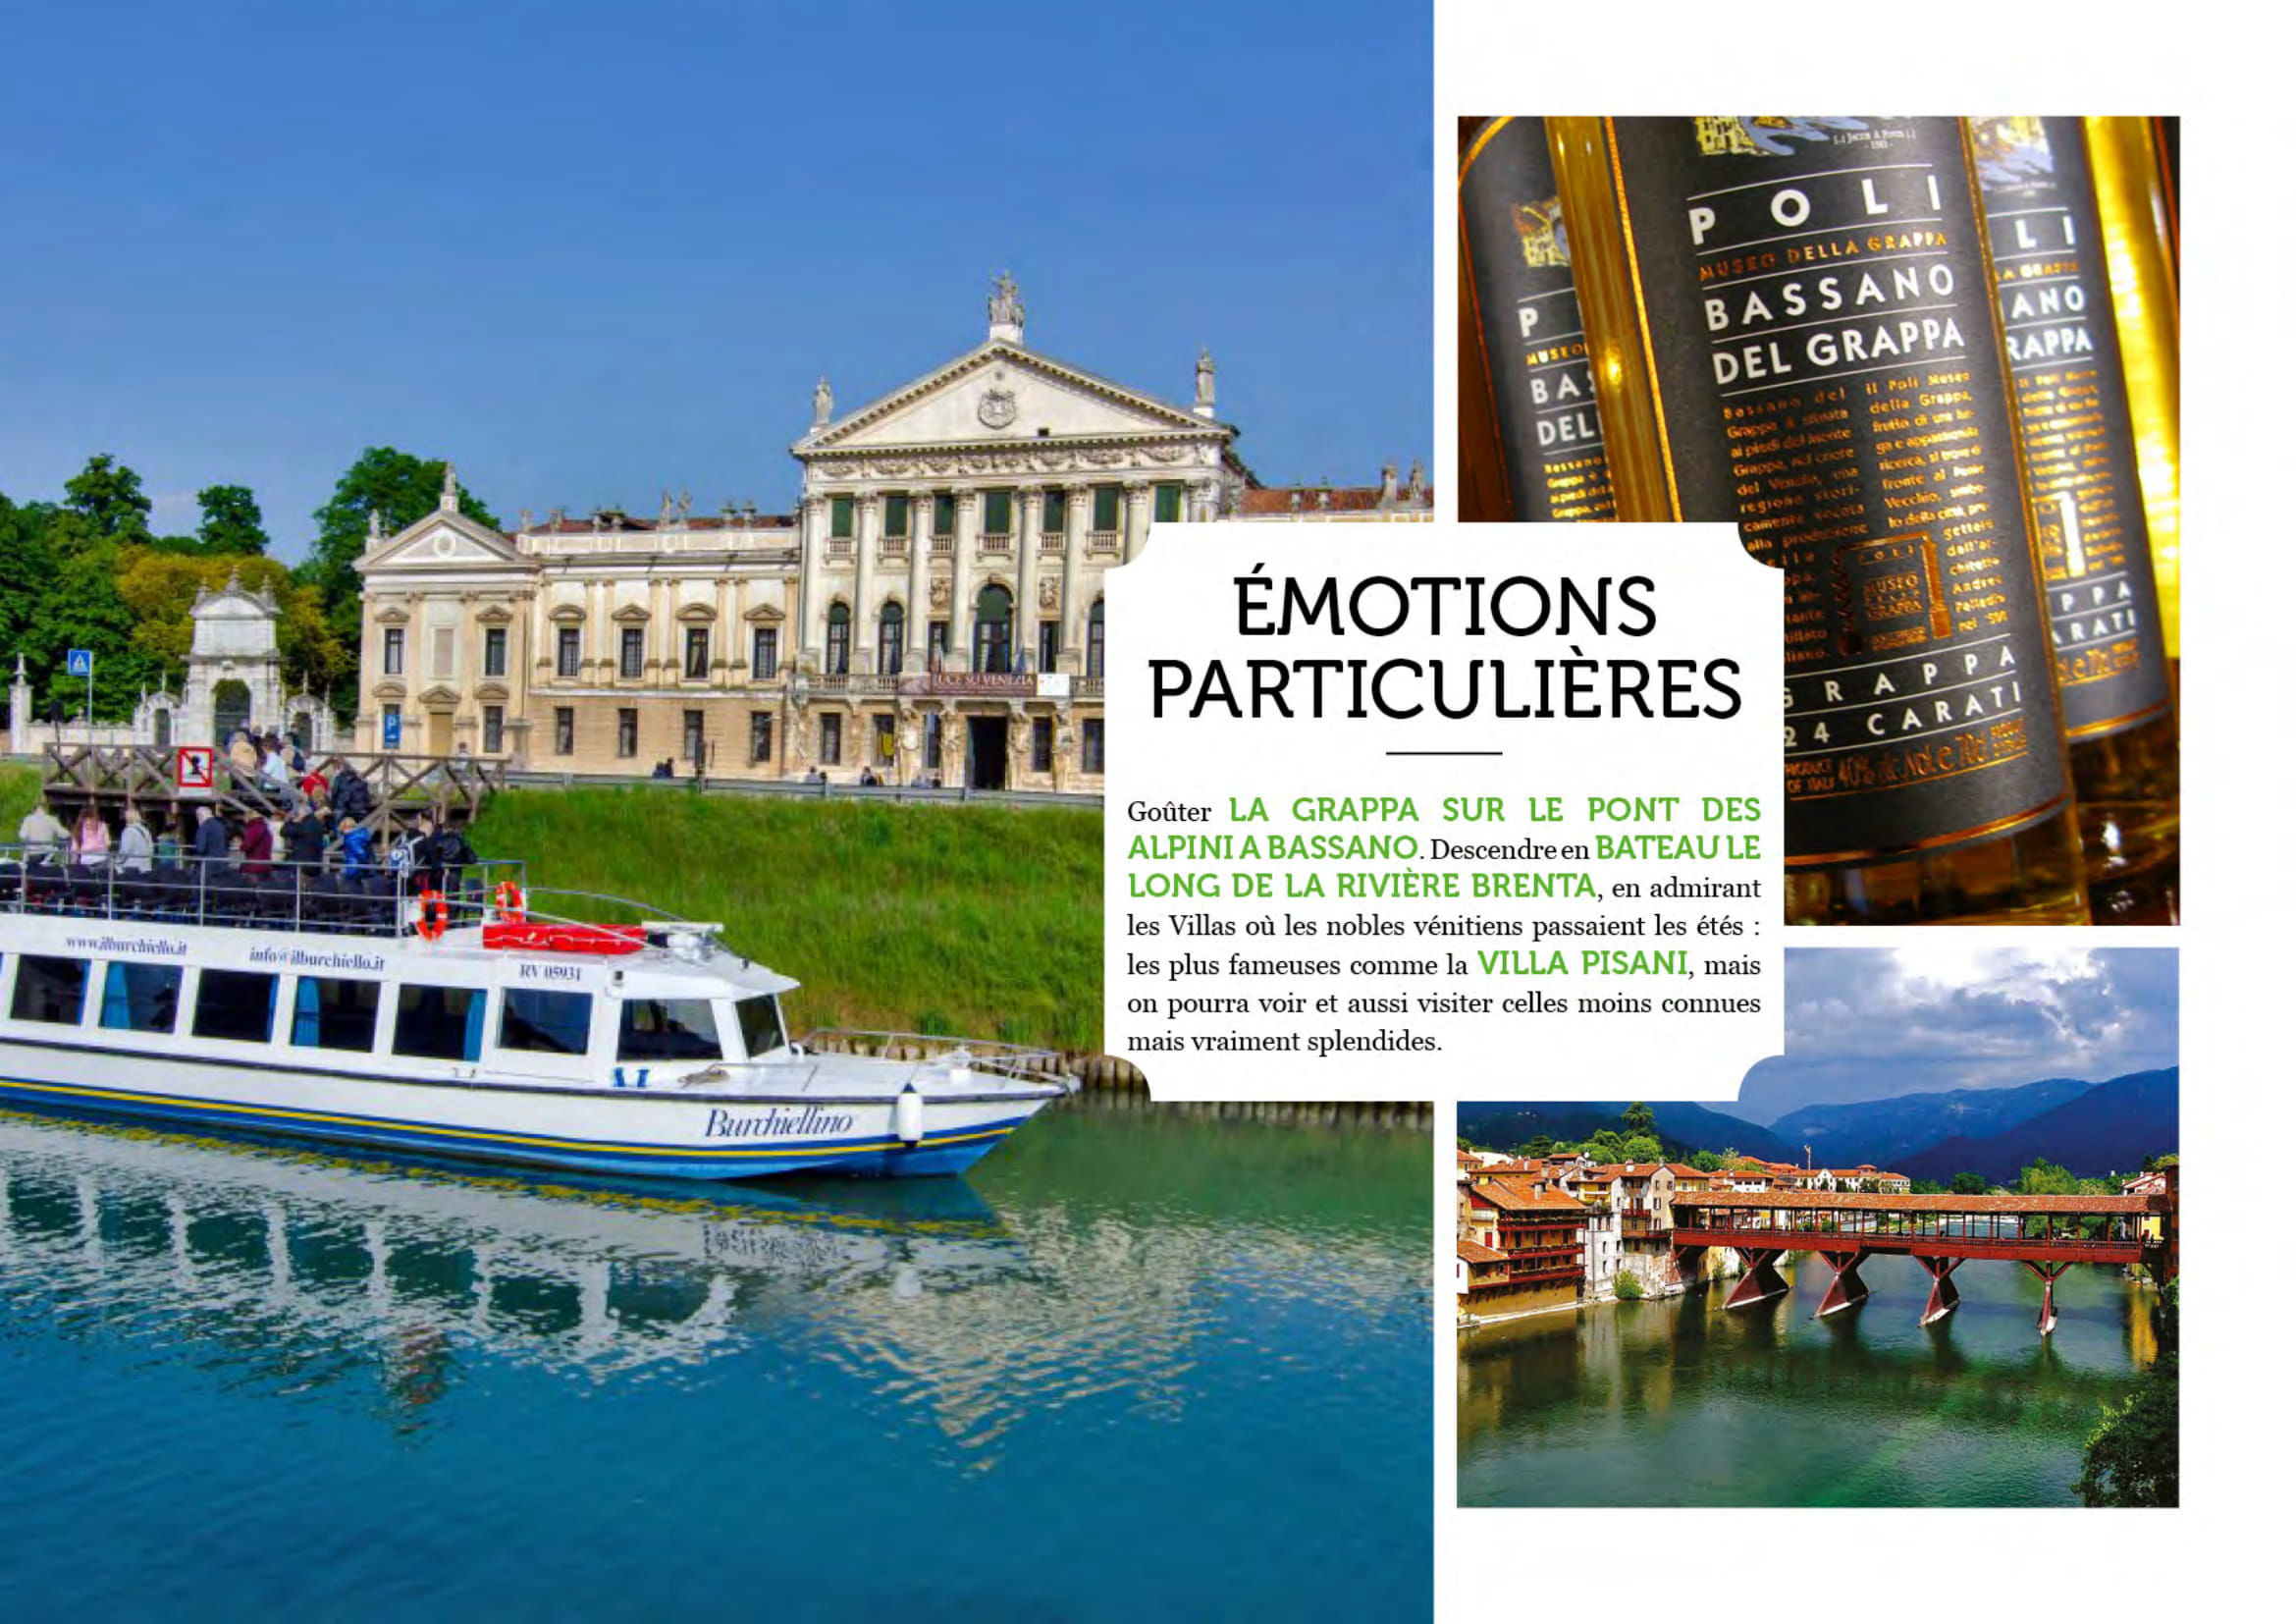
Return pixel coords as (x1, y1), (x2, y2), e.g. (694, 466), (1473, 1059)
(1724, 947), (2178, 1124)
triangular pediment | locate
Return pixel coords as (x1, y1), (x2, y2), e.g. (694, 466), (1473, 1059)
(362, 509), (530, 573)
(797, 343), (1227, 457)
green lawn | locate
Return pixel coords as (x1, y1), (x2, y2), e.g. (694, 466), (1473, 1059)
(471, 786), (1104, 1053)
(0, 762), (40, 831)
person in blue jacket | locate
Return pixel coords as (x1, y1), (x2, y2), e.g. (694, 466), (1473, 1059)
(336, 814), (375, 879)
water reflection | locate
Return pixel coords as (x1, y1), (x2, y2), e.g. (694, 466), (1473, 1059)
(1459, 1252), (2163, 1507)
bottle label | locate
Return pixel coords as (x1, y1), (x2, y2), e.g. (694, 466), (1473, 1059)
(1974, 117), (2173, 739)
(1461, 118), (1617, 521)
(1608, 117), (2068, 864)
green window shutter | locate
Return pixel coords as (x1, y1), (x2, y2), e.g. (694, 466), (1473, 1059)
(1153, 483), (1183, 523)
(985, 490), (1013, 534)
(1092, 485), (1120, 531)
(934, 494), (955, 536)
(1042, 490), (1067, 532)
(884, 494), (909, 537)
(829, 496), (854, 538)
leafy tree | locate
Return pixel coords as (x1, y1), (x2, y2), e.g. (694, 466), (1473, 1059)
(2018, 1158), (2080, 1197)
(301, 450), (498, 708)
(1910, 1178), (1948, 1195)
(1524, 1134), (1555, 1158)
(2074, 1282), (2177, 1506)
(1689, 1150), (1723, 1172)
(62, 454), (154, 544)
(30, 518), (160, 719)
(1951, 1171), (1989, 1195)
(1613, 1272), (1644, 1301)
(1620, 1134), (1664, 1164)
(194, 484), (269, 556)
(116, 550), (346, 699)
(1622, 1102), (1656, 1138)
(1584, 1129), (1626, 1164)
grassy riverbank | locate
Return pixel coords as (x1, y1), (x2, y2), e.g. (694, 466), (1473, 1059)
(0, 763), (39, 829)
(471, 786), (1104, 1051)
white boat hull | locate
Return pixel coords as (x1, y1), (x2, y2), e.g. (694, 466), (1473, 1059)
(0, 1039), (1058, 1180)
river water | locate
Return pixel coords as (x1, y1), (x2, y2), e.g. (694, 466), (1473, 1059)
(1459, 1252), (2163, 1507)
(0, 1100), (1430, 1620)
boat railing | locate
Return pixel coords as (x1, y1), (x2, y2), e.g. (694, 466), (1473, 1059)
(796, 1028), (1078, 1088)
(0, 840), (529, 940)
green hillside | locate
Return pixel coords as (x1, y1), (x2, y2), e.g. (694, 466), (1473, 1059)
(0, 762), (40, 829)
(471, 786), (1104, 1053)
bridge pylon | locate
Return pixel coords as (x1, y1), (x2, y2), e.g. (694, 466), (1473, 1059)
(1914, 1255), (1964, 1326)
(2021, 1259), (2073, 1335)
(1723, 1246), (1789, 1309)
(1813, 1249), (1870, 1319)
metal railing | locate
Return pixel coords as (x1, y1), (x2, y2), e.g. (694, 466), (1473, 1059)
(0, 841), (529, 939)
(797, 1028), (1076, 1088)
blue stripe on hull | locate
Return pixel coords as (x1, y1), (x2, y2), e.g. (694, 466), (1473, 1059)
(0, 1077), (1023, 1181)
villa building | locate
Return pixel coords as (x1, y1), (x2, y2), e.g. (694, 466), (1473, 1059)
(351, 278), (1430, 790)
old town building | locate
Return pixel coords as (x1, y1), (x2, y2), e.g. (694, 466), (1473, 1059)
(351, 277), (1430, 787)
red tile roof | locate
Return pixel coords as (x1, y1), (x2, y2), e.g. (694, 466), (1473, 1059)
(1470, 1176), (1592, 1215)
(1241, 483), (1434, 514)
(1457, 1238), (1507, 1264)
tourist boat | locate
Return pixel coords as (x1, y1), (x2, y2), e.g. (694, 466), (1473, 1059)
(0, 845), (1075, 1179)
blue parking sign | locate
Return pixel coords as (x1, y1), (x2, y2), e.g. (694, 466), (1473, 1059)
(67, 648), (92, 677)
(382, 709), (402, 749)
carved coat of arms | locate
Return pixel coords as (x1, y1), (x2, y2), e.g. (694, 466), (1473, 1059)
(978, 387), (1018, 429)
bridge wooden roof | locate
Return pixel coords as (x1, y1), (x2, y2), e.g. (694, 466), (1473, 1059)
(1674, 1191), (2155, 1215)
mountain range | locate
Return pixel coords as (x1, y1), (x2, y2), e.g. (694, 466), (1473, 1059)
(1761, 1076), (2097, 1170)
(1463, 1067), (2177, 1182)
(1897, 1068), (2178, 1183)
(1455, 1102), (1798, 1165)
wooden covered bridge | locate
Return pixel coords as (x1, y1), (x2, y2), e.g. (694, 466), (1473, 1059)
(1669, 1188), (2177, 1335)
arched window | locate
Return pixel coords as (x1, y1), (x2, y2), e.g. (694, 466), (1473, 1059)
(1086, 599), (1105, 678)
(879, 600), (905, 677)
(827, 602), (851, 676)
(974, 584), (1013, 675)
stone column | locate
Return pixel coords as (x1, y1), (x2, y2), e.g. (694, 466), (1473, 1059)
(8, 656), (30, 755)
(1190, 479), (1220, 523)
(1123, 479), (1153, 565)
(1017, 486), (1044, 673)
(950, 490), (980, 673)
(853, 492), (879, 674)
(798, 495), (828, 669)
(907, 487), (933, 671)
(1061, 480), (1089, 671)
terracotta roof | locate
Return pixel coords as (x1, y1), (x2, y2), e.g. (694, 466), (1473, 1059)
(1674, 1191), (2156, 1215)
(1663, 1163), (1708, 1177)
(1241, 483), (1434, 514)
(1470, 1176), (1591, 1215)
(1457, 1238), (1507, 1264)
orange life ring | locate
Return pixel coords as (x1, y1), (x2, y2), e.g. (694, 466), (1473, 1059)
(415, 889), (451, 942)
(493, 880), (525, 922)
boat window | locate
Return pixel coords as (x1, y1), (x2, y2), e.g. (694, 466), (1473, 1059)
(500, 988), (594, 1056)
(616, 998), (722, 1061)
(293, 977), (381, 1053)
(191, 969), (279, 1044)
(101, 962), (183, 1035)
(733, 995), (785, 1057)
(11, 956), (89, 1026)
(395, 984), (487, 1062)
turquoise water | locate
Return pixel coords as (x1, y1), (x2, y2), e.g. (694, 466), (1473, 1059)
(1460, 1252), (2164, 1507)
(0, 1101), (1431, 1620)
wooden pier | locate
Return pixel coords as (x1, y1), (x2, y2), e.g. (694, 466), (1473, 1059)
(38, 744), (505, 837)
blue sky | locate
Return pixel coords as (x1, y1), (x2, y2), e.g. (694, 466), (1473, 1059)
(1726, 947), (2179, 1122)
(0, 2), (1432, 554)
